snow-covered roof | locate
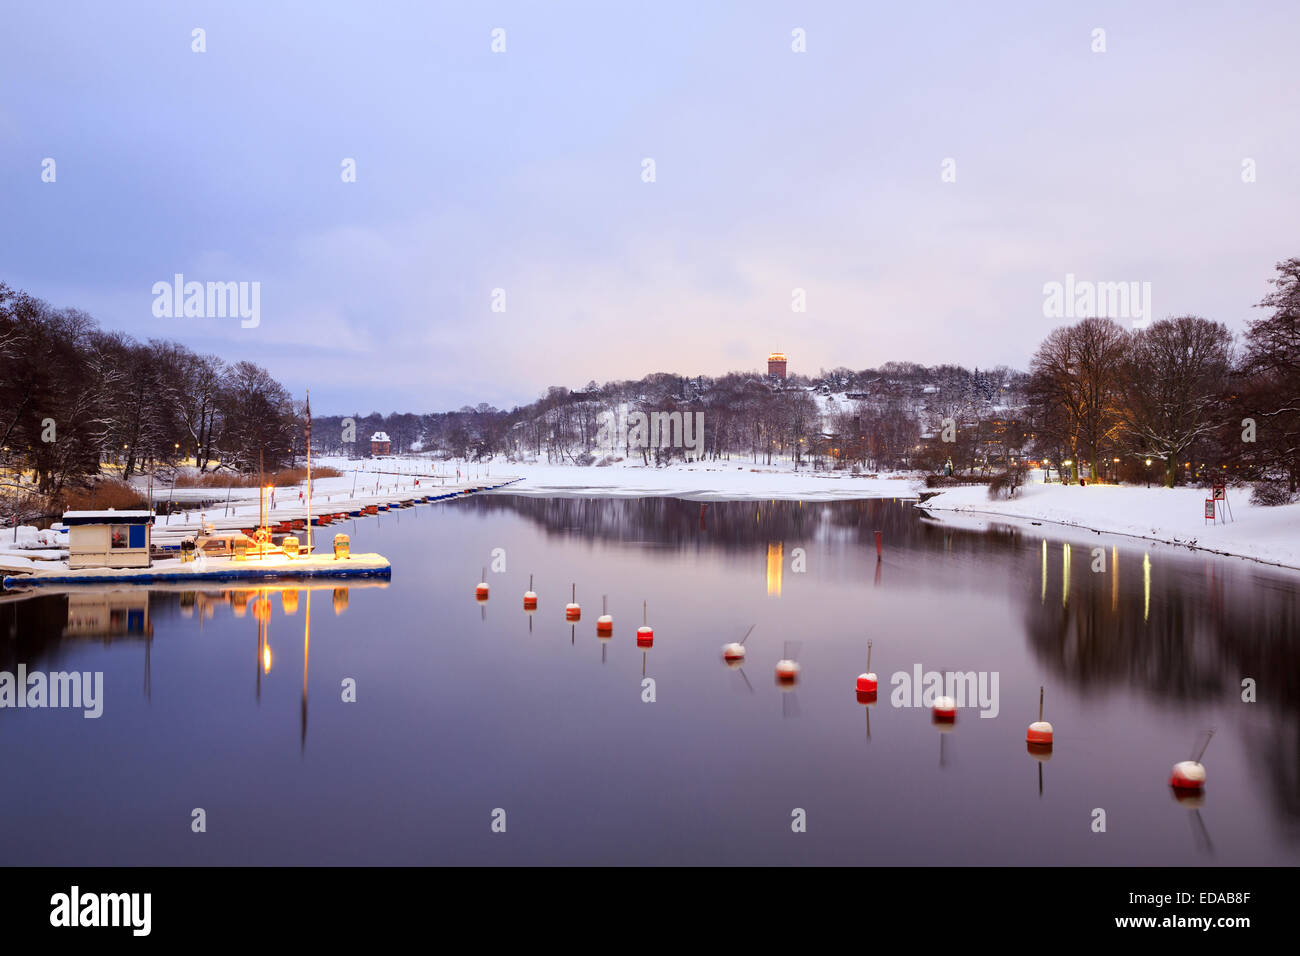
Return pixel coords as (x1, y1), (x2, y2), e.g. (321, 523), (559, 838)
(370, 431), (390, 442)
(62, 510), (154, 525)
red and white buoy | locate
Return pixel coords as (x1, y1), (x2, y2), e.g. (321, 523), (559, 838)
(932, 695), (956, 721)
(597, 595), (613, 637)
(855, 640), (877, 695)
(1026, 686), (1053, 747)
(523, 573), (537, 611)
(722, 624), (754, 664)
(475, 567), (489, 602)
(1170, 730), (1214, 791)
(1171, 761), (1207, 790)
(636, 600), (654, 647)
(565, 583), (580, 621)
(775, 640), (801, 683)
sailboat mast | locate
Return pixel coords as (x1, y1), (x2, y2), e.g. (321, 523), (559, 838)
(305, 388), (313, 555)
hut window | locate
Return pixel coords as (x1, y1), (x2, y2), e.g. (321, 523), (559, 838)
(110, 526), (129, 548)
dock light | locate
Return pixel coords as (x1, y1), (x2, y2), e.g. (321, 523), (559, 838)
(932, 696), (957, 721)
(565, 583), (580, 621)
(475, 566), (489, 600)
(597, 595), (613, 636)
(523, 573), (538, 611)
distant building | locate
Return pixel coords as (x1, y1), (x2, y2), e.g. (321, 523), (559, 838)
(768, 351), (788, 379)
(370, 431), (391, 456)
(63, 510), (153, 569)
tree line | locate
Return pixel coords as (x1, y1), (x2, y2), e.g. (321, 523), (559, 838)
(1, 282), (300, 506)
(1027, 258), (1299, 492)
(5, 255), (1295, 515)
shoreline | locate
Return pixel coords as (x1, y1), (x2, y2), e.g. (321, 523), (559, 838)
(916, 481), (1300, 573)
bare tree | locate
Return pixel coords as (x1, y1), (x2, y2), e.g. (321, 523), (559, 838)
(1117, 316), (1233, 487)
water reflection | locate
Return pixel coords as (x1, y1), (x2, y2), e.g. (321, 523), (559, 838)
(1, 495), (1296, 864)
(473, 496), (1300, 846)
(1, 581), (384, 756)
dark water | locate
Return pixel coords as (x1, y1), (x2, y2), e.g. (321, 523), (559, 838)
(1, 496), (1296, 865)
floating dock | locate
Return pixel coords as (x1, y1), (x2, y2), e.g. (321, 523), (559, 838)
(3, 550), (392, 590)
(2, 475), (522, 589)
(147, 476), (523, 544)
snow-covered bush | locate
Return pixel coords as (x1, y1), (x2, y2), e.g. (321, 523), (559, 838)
(1250, 481), (1298, 507)
(988, 472), (1015, 499)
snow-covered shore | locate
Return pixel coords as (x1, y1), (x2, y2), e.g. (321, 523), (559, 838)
(477, 460), (921, 501)
(917, 480), (1300, 571)
(110, 455), (1300, 570)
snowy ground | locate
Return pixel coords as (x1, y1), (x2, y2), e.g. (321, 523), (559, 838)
(918, 479), (1300, 571)
(33, 455), (1297, 571)
(475, 460), (921, 501)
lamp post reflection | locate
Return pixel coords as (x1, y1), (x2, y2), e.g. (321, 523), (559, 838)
(302, 588), (311, 753)
(766, 542), (783, 596)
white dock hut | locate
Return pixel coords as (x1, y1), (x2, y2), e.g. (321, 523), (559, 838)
(63, 510), (155, 569)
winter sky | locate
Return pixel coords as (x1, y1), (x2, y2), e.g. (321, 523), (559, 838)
(3, 1), (1298, 413)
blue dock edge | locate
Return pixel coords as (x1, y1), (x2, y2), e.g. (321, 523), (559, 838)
(5, 563), (391, 590)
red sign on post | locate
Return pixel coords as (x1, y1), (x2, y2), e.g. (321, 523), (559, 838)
(1213, 484), (1225, 500)
(1205, 499), (1216, 519)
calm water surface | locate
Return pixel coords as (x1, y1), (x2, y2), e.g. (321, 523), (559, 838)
(1, 495), (1297, 865)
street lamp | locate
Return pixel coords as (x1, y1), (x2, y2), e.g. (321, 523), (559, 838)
(1145, 458), (1152, 488)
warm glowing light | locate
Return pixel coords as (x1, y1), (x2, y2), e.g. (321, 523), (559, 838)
(1145, 458), (1152, 466)
(1062, 543), (1071, 608)
(1111, 547), (1118, 612)
(263, 645), (272, 673)
(766, 542), (783, 597)
(1040, 539), (1047, 605)
(1143, 552), (1151, 622)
